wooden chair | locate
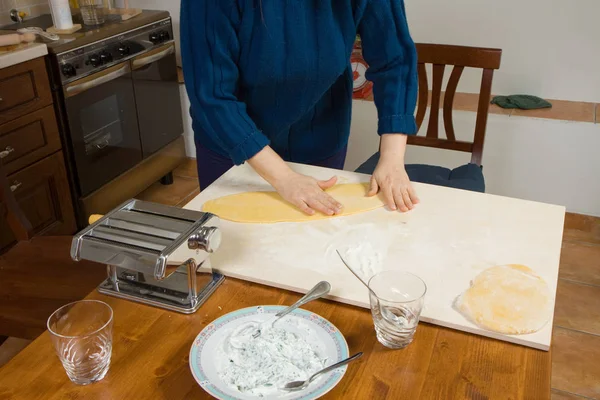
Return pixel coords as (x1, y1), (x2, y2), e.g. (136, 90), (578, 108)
(355, 43), (502, 192)
(0, 159), (105, 340)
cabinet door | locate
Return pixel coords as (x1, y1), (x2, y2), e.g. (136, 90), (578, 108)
(0, 57), (52, 125)
(0, 105), (62, 175)
(0, 151), (76, 252)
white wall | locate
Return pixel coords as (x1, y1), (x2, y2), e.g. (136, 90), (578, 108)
(406, 0), (600, 103)
(348, 101), (600, 216)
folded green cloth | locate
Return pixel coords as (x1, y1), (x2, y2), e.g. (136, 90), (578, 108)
(491, 95), (552, 110)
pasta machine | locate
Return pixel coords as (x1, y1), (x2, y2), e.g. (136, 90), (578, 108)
(71, 199), (224, 313)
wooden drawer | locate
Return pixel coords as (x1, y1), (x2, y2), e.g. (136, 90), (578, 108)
(0, 151), (76, 252)
(0, 105), (61, 175)
(0, 57), (52, 125)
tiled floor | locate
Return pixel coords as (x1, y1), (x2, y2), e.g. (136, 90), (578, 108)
(551, 213), (600, 400)
(1, 158), (599, 399)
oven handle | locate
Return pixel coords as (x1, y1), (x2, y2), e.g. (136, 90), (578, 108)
(131, 43), (175, 70)
(64, 62), (131, 98)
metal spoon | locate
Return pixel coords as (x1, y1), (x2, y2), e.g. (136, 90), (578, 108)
(252, 281), (331, 338)
(336, 250), (377, 296)
(282, 352), (363, 391)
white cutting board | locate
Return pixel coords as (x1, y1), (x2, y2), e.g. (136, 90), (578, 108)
(174, 163), (565, 351)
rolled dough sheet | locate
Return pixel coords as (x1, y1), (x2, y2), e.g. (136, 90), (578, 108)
(202, 183), (385, 223)
(455, 264), (553, 335)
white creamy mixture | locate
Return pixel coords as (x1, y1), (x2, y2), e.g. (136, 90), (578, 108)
(218, 320), (325, 396)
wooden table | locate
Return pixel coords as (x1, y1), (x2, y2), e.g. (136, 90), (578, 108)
(0, 277), (550, 399)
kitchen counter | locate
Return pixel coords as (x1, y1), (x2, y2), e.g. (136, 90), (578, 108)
(1, 11), (170, 55)
(0, 42), (47, 69)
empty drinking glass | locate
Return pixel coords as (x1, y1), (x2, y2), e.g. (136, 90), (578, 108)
(79, 0), (105, 25)
(368, 271), (427, 349)
(47, 300), (113, 385)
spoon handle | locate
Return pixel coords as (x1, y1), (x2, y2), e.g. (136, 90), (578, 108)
(275, 281), (331, 318)
(309, 352), (363, 383)
(336, 250), (377, 296)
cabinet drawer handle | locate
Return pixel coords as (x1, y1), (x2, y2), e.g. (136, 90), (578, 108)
(0, 146), (14, 159)
(10, 181), (22, 192)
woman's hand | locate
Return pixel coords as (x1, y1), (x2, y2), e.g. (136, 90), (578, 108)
(272, 172), (343, 216)
(247, 146), (343, 216)
(368, 134), (419, 212)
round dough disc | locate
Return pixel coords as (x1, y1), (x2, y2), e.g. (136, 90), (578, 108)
(202, 183), (384, 223)
(455, 264), (553, 335)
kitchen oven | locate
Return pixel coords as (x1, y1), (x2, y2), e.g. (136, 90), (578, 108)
(54, 17), (183, 196)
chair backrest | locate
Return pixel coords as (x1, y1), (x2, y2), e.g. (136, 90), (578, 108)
(412, 43), (502, 166)
(0, 159), (32, 242)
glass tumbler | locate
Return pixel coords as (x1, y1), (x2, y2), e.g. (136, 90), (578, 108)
(79, 0), (105, 25)
(368, 271), (427, 349)
(47, 300), (114, 385)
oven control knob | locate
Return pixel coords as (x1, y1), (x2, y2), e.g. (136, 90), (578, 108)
(88, 54), (101, 67)
(61, 63), (76, 78)
(99, 51), (113, 64)
(188, 226), (221, 253)
(117, 43), (130, 56)
(159, 30), (170, 42)
(149, 32), (160, 44)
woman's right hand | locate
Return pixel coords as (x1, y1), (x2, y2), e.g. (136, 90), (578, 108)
(272, 172), (343, 216)
(248, 146), (343, 216)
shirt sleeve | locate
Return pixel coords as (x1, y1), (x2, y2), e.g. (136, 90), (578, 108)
(358, 0), (419, 135)
(180, 0), (269, 165)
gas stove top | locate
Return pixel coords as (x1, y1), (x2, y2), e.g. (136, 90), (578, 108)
(2, 10), (172, 84)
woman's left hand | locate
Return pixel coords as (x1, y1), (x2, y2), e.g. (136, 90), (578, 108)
(368, 134), (419, 212)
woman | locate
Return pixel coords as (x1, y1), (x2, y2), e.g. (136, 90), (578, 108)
(180, 0), (419, 216)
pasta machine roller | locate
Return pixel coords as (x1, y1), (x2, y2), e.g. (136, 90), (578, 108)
(71, 199), (224, 313)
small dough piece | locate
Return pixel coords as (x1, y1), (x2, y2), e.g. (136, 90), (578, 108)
(455, 264), (553, 335)
(202, 183), (384, 223)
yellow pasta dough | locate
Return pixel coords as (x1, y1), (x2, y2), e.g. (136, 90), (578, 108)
(455, 264), (553, 335)
(202, 183), (385, 223)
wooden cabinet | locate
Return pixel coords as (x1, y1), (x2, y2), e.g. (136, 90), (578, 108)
(0, 57), (52, 126)
(0, 56), (76, 252)
(0, 105), (62, 175)
(0, 151), (76, 251)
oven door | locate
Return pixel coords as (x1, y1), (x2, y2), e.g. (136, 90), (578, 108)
(64, 62), (142, 196)
(131, 42), (184, 158)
